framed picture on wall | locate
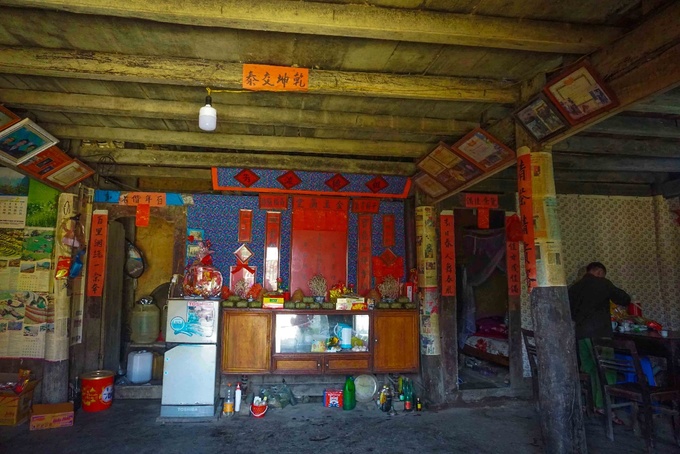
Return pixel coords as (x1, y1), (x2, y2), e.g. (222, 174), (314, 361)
(452, 127), (515, 172)
(413, 172), (447, 198)
(0, 105), (20, 133)
(45, 159), (94, 189)
(513, 94), (569, 142)
(18, 146), (72, 180)
(543, 63), (618, 125)
(0, 119), (59, 165)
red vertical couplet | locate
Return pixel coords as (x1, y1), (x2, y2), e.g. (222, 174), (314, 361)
(135, 203), (150, 227)
(357, 214), (372, 296)
(263, 212), (281, 292)
(87, 210), (109, 297)
(477, 208), (490, 229)
(517, 150), (537, 291)
(505, 223), (521, 296)
(238, 209), (253, 243)
(382, 214), (395, 248)
(439, 211), (456, 296)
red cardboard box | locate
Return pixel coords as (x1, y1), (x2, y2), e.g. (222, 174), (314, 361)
(30, 402), (74, 430)
(323, 389), (343, 408)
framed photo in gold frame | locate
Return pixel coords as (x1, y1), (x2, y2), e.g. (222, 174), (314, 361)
(452, 127), (515, 172)
(45, 159), (94, 189)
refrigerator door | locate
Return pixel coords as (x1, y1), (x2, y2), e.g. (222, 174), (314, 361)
(162, 344), (217, 406)
(165, 299), (219, 344)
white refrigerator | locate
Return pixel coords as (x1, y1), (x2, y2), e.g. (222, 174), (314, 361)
(160, 299), (220, 418)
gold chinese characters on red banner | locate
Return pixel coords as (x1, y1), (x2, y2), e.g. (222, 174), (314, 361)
(119, 192), (166, 207)
(242, 64), (309, 92)
(87, 210), (109, 297)
(517, 149), (537, 291)
(440, 210), (455, 296)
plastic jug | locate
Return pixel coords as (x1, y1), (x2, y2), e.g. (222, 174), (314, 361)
(334, 323), (352, 349)
(131, 297), (160, 344)
(127, 350), (153, 384)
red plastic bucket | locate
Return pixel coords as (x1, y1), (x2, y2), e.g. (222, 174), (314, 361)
(250, 404), (267, 418)
(81, 370), (114, 412)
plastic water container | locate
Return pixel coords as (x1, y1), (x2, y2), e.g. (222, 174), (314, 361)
(127, 350), (153, 384)
(131, 297), (160, 344)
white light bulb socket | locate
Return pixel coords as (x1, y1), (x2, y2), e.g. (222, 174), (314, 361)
(199, 95), (217, 131)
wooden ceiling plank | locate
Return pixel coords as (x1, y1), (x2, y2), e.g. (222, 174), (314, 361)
(45, 123), (430, 158)
(2, 0), (623, 53)
(75, 147), (417, 176)
(0, 89), (477, 135)
(628, 88), (680, 115)
(585, 116), (680, 139)
(0, 46), (517, 103)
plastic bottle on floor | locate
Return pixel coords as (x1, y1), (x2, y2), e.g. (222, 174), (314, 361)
(234, 382), (242, 413)
(223, 383), (234, 416)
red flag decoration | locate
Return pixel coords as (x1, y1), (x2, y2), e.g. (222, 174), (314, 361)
(87, 210), (109, 297)
(517, 147), (537, 291)
(440, 210), (456, 296)
(357, 214), (372, 295)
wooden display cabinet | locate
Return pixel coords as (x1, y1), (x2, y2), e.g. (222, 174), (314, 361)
(221, 310), (271, 374)
(372, 310), (420, 373)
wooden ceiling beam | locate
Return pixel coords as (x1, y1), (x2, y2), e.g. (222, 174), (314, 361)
(552, 153), (680, 173)
(75, 147), (417, 176)
(45, 123), (429, 158)
(542, 1), (680, 146)
(553, 136), (680, 158)
(0, 88), (477, 136)
(2, 0), (622, 53)
(628, 88), (680, 115)
(0, 46), (517, 103)
(585, 116), (680, 139)
(470, 177), (652, 197)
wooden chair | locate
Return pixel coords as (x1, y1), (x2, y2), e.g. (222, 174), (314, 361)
(521, 328), (593, 416)
(592, 337), (680, 451)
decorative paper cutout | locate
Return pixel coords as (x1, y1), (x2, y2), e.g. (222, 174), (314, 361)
(234, 168), (260, 187)
(233, 244), (254, 263)
(325, 173), (350, 192)
(277, 170), (302, 190)
(365, 176), (389, 193)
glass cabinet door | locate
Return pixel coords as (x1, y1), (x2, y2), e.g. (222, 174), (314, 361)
(275, 313), (370, 354)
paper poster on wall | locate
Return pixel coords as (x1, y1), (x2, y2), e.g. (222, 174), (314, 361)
(415, 206), (438, 287)
(535, 239), (566, 287)
(0, 228), (22, 290)
(0, 196), (27, 228)
(0, 291), (52, 358)
(420, 313), (441, 356)
(17, 259), (52, 292)
(530, 152), (556, 198)
(533, 196), (561, 241)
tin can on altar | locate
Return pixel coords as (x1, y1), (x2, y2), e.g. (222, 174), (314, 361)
(81, 370), (114, 412)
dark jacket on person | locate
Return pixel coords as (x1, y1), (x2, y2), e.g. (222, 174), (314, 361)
(568, 273), (630, 340)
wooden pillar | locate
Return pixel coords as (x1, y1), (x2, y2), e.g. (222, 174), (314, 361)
(518, 145), (587, 453)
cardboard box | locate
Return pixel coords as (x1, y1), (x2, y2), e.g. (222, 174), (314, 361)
(336, 297), (366, 311)
(323, 389), (343, 408)
(0, 373), (39, 426)
(263, 296), (284, 309)
(30, 402), (74, 430)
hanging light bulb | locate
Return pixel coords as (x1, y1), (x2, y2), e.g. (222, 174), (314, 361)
(199, 93), (217, 131)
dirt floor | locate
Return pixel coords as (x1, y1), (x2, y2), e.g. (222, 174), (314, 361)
(1, 399), (679, 453)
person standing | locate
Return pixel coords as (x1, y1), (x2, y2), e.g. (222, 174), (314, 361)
(568, 261), (630, 420)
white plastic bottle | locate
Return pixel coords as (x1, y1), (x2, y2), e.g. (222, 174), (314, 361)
(234, 382), (242, 413)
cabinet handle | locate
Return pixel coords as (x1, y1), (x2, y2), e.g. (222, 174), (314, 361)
(317, 362), (321, 369)
(325, 363), (329, 368)
(374, 338), (378, 343)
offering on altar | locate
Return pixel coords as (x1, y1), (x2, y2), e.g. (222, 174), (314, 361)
(182, 240), (223, 298)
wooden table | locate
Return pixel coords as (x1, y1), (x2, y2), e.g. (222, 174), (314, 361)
(613, 330), (680, 389)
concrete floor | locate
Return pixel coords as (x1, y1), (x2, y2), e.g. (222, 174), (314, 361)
(2, 399), (679, 454)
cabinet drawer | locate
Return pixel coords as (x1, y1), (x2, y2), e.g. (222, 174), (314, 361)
(273, 355), (322, 374)
(325, 354), (371, 373)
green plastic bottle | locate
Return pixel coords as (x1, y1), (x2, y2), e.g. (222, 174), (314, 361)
(343, 375), (356, 410)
